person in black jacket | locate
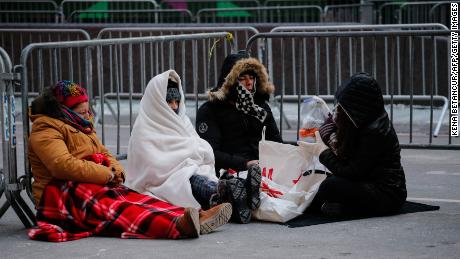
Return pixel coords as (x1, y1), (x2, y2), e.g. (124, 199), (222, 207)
(298, 72), (407, 217)
(196, 52), (283, 223)
(196, 51), (283, 174)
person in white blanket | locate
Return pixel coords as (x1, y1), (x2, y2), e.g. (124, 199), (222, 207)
(126, 70), (258, 224)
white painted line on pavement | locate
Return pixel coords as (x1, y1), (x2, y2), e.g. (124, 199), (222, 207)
(407, 197), (460, 203)
(425, 171), (460, 176)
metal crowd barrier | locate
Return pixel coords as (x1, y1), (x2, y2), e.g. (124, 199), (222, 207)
(0, 0), (61, 23)
(66, 9), (194, 23)
(97, 26), (258, 89)
(95, 26), (256, 123)
(269, 24), (448, 95)
(0, 47), (36, 228)
(323, 3), (373, 23)
(19, 33), (234, 201)
(196, 5), (323, 23)
(60, 0), (160, 19)
(0, 0), (58, 11)
(264, 0), (356, 7)
(0, 0), (58, 12)
(159, 0), (261, 14)
(245, 30), (458, 148)
(268, 24), (450, 137)
(0, 29), (91, 98)
(0, 10), (64, 24)
(378, 1), (460, 27)
(429, 2), (457, 28)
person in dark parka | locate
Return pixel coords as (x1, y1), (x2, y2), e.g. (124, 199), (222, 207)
(298, 72), (407, 217)
(196, 51), (283, 174)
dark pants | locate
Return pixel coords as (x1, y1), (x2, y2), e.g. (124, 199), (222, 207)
(310, 176), (401, 216)
(189, 175), (217, 210)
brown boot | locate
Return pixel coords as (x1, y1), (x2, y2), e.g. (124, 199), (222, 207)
(199, 203), (232, 235)
(176, 208), (200, 238)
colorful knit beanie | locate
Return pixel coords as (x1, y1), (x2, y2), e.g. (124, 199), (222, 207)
(54, 80), (89, 108)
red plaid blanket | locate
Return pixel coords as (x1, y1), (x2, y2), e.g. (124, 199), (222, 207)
(29, 180), (184, 242)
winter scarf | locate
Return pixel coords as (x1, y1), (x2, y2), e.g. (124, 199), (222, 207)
(60, 105), (94, 134)
(235, 84), (267, 123)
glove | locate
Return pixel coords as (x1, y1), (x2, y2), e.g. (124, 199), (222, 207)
(83, 153), (111, 167)
(297, 131), (329, 156)
(111, 168), (125, 185)
(318, 113), (337, 145)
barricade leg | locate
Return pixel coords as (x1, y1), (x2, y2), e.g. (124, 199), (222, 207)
(0, 200), (9, 219)
(3, 191), (34, 228)
(13, 191), (36, 225)
(0, 172), (4, 200)
(0, 181), (37, 227)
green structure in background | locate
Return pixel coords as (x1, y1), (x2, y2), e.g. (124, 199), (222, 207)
(217, 2), (251, 17)
(78, 2), (109, 19)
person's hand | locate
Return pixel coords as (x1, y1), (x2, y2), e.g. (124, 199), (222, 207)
(319, 114), (337, 145)
(297, 131), (328, 156)
(246, 160), (259, 169)
(110, 168), (125, 185)
(111, 174), (124, 185)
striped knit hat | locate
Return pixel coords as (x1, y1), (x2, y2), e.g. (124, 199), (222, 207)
(54, 80), (89, 108)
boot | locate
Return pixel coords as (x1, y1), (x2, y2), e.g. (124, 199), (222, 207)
(246, 164), (262, 210)
(219, 169), (235, 180)
(199, 203), (232, 234)
(226, 178), (252, 224)
(176, 208), (200, 238)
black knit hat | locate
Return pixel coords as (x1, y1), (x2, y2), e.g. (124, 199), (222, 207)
(336, 72), (385, 128)
(212, 50), (250, 92)
(166, 79), (181, 103)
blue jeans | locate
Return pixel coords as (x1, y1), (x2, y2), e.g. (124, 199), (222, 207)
(189, 175), (217, 209)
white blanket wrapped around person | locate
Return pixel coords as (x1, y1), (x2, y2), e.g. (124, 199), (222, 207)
(252, 127), (330, 223)
(125, 70), (218, 209)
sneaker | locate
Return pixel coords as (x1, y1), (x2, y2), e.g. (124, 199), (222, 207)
(246, 164), (262, 210)
(226, 178), (252, 224)
(176, 208), (200, 238)
(320, 202), (347, 218)
(199, 203), (232, 234)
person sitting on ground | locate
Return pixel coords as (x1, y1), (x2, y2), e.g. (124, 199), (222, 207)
(298, 73), (407, 218)
(125, 70), (257, 224)
(27, 80), (231, 241)
(196, 51), (282, 223)
(196, 51), (283, 174)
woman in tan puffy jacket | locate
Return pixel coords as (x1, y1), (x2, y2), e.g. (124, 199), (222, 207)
(27, 80), (231, 242)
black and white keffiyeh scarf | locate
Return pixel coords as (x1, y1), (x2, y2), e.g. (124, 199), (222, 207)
(235, 84), (267, 123)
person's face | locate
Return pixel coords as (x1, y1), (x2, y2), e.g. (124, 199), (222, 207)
(72, 101), (91, 120)
(238, 74), (255, 92)
(167, 99), (179, 114)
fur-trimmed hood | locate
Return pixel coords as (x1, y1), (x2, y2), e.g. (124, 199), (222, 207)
(30, 87), (64, 119)
(208, 57), (274, 102)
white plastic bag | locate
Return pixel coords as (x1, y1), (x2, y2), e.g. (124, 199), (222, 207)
(299, 96), (331, 140)
(253, 127), (329, 223)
